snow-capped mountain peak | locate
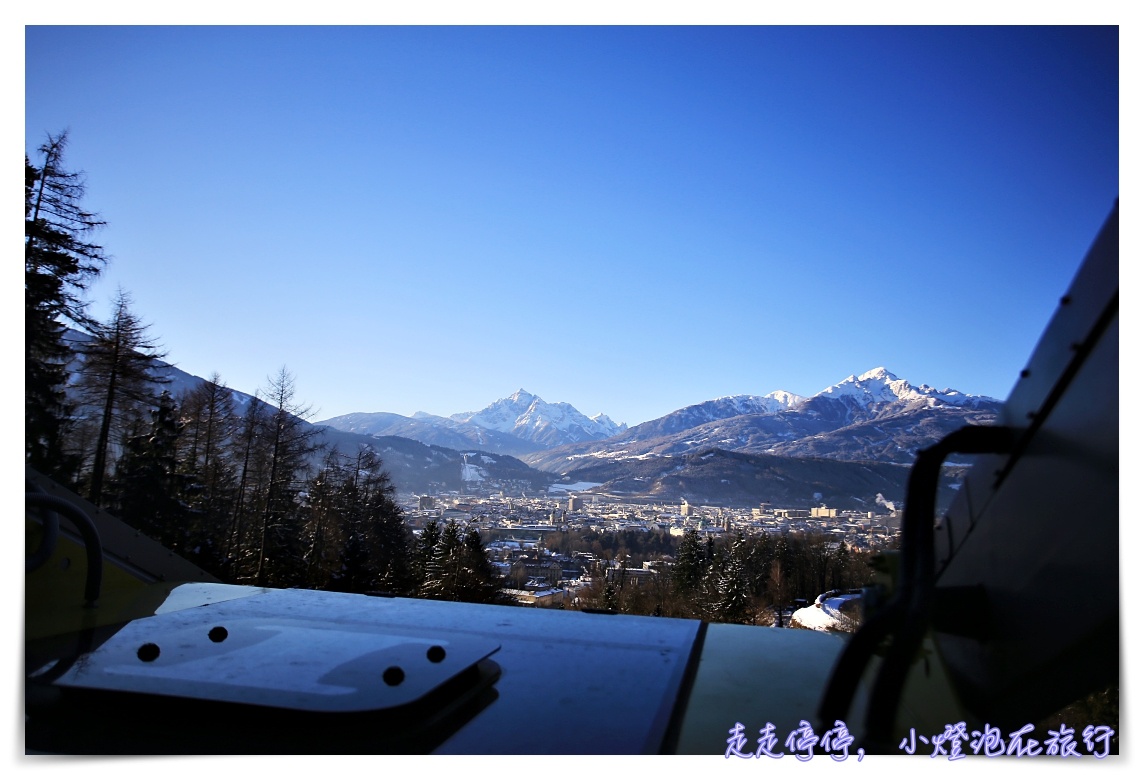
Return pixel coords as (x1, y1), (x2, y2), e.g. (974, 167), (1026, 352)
(703, 391), (807, 416)
(764, 389), (807, 410)
(509, 388), (536, 405)
(451, 390), (626, 448)
(812, 367), (995, 415)
(818, 367), (924, 405)
(857, 366), (896, 382)
(589, 412), (626, 437)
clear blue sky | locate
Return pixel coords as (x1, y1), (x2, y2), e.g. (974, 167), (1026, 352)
(24, 24), (1119, 427)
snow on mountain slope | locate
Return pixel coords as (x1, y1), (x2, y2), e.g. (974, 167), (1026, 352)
(451, 389), (628, 448)
(329, 368), (996, 464)
(316, 409), (541, 457)
(803, 367), (996, 426)
(815, 367), (990, 411)
(612, 391), (807, 443)
(523, 368), (1001, 470)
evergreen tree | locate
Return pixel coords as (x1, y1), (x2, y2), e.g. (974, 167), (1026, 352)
(176, 374), (239, 572)
(178, 373), (238, 503)
(673, 528), (706, 598)
(431, 523), (503, 603)
(767, 559), (787, 625)
(76, 289), (168, 505)
(302, 448), (346, 588)
(602, 578), (618, 612)
(226, 394), (272, 578)
(428, 519), (465, 600)
(253, 367), (320, 586)
(339, 447), (380, 583)
(110, 391), (192, 550)
(460, 528), (504, 602)
(315, 445), (413, 595)
(772, 533), (793, 603)
(25, 132), (107, 478)
(413, 519), (442, 595)
(745, 532), (774, 599)
(714, 532), (753, 624)
(360, 456), (415, 595)
(699, 544), (725, 620)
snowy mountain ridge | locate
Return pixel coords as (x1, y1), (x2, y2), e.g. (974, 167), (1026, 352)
(320, 368), (998, 462)
(523, 367), (1002, 471)
(812, 367), (992, 412)
(451, 388), (627, 447)
(707, 391), (808, 416)
(672, 368), (992, 432)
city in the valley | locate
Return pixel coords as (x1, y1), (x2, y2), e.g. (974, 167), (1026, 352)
(398, 486), (900, 613)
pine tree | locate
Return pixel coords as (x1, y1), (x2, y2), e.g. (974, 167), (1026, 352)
(767, 559), (788, 626)
(461, 528), (504, 603)
(700, 543), (725, 620)
(714, 532), (753, 624)
(428, 519), (465, 600)
(179, 373), (238, 502)
(413, 519), (442, 595)
(310, 445), (413, 595)
(226, 394), (272, 578)
(25, 132), (107, 478)
(337, 446), (378, 590)
(745, 532), (773, 600)
(176, 374), (239, 572)
(673, 528), (706, 597)
(111, 391), (192, 550)
(302, 448), (346, 589)
(432, 524), (503, 604)
(76, 289), (168, 505)
(360, 454), (415, 595)
(253, 367), (320, 586)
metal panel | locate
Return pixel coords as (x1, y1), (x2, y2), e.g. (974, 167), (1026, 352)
(930, 204), (1118, 724)
(934, 204), (1118, 575)
(31, 586), (703, 754)
(673, 622), (849, 755)
(50, 596), (501, 712)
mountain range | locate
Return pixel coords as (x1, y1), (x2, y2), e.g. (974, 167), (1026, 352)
(310, 368), (1000, 509)
(68, 332), (999, 510)
(319, 368), (1000, 470)
(523, 367), (1000, 471)
(317, 389), (625, 456)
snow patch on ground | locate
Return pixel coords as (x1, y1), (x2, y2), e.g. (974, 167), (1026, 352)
(460, 463), (486, 482)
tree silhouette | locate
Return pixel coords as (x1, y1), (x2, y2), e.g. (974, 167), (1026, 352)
(77, 289), (168, 505)
(25, 131), (107, 478)
(176, 374), (240, 572)
(111, 390), (191, 550)
(253, 367), (320, 586)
